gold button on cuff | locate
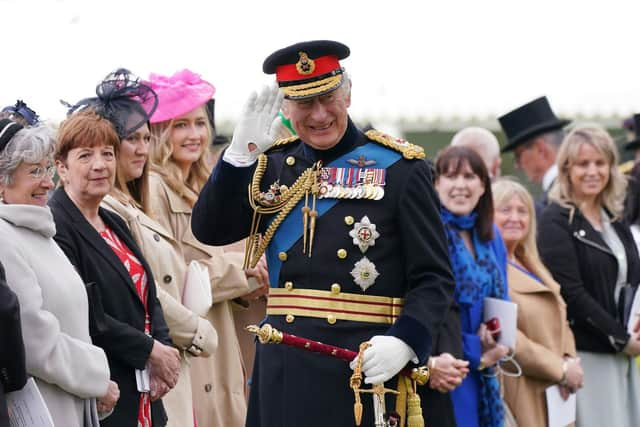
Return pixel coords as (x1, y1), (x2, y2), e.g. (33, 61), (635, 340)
(286, 156), (296, 166)
(285, 281), (294, 291)
(278, 252), (288, 261)
(344, 216), (354, 225)
(331, 283), (341, 294)
(337, 249), (347, 259)
(327, 314), (337, 325)
(285, 314), (295, 323)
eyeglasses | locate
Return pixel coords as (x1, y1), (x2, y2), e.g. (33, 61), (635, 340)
(28, 165), (56, 180)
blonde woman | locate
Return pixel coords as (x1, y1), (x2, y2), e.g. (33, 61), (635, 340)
(146, 69), (268, 427)
(493, 177), (581, 427)
(538, 124), (640, 427)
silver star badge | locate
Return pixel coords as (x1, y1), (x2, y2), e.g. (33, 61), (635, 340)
(348, 215), (380, 253)
(350, 257), (379, 291)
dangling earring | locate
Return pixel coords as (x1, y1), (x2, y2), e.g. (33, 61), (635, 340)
(0, 192), (4, 203)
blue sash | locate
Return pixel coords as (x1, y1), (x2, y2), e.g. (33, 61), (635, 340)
(266, 143), (402, 287)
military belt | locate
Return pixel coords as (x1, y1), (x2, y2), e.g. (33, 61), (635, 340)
(267, 288), (404, 325)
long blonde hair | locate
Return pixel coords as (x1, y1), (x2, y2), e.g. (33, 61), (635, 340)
(548, 123), (627, 217)
(492, 177), (558, 287)
(148, 105), (212, 207)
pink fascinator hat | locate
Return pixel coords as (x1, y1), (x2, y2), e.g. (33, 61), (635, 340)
(146, 69), (215, 123)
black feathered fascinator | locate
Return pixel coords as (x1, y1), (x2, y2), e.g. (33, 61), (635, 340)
(64, 68), (158, 139)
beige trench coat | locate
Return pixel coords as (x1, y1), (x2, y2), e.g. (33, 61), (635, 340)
(148, 172), (255, 427)
(503, 264), (577, 427)
(101, 195), (218, 427)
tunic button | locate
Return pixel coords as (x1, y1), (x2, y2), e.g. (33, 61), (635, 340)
(204, 384), (212, 392)
(286, 156), (296, 166)
(327, 314), (337, 325)
(285, 281), (294, 291)
(153, 233), (160, 242)
(163, 275), (172, 283)
(331, 283), (341, 294)
(279, 252), (288, 261)
(337, 249), (347, 259)
(344, 216), (354, 225)
(286, 314), (295, 323)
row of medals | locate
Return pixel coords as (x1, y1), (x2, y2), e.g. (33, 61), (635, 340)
(319, 183), (385, 200)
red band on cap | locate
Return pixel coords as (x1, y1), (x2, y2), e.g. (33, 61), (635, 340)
(276, 55), (340, 82)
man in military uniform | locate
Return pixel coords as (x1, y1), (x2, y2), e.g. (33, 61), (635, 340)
(192, 40), (455, 427)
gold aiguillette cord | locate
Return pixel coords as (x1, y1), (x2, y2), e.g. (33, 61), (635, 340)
(307, 161), (322, 257)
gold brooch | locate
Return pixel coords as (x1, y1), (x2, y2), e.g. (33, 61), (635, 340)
(296, 52), (316, 75)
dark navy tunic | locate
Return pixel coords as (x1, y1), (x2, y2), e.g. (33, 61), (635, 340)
(192, 119), (455, 427)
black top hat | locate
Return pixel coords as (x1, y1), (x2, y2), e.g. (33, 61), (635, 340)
(263, 40), (350, 100)
(498, 96), (570, 153)
(623, 114), (640, 151)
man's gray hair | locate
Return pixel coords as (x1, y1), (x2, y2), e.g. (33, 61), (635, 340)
(541, 129), (565, 147)
(0, 124), (55, 186)
(450, 127), (500, 166)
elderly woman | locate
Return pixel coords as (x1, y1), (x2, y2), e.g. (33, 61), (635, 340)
(538, 124), (640, 427)
(434, 146), (510, 427)
(146, 69), (268, 427)
(493, 177), (582, 426)
(48, 95), (181, 427)
(97, 69), (219, 427)
(0, 119), (117, 426)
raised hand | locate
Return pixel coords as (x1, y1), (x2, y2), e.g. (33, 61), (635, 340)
(223, 84), (284, 166)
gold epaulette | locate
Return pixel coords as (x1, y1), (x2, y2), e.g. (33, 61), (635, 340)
(364, 129), (425, 160)
(267, 135), (300, 152)
(619, 160), (635, 174)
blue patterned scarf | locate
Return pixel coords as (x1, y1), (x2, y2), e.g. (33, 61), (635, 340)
(441, 207), (505, 427)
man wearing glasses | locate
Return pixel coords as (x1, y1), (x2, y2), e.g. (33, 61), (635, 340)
(498, 96), (570, 217)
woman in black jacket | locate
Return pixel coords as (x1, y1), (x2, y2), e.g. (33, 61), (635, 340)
(538, 123), (640, 427)
(50, 74), (180, 427)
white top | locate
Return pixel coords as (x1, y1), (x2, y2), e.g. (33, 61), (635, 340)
(599, 209), (627, 305)
(542, 164), (559, 192)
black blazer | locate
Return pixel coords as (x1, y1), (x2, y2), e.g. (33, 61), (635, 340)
(538, 202), (640, 353)
(49, 188), (172, 427)
(0, 261), (27, 427)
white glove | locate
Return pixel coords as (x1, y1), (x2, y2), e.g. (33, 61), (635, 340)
(350, 335), (418, 384)
(223, 84), (284, 166)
